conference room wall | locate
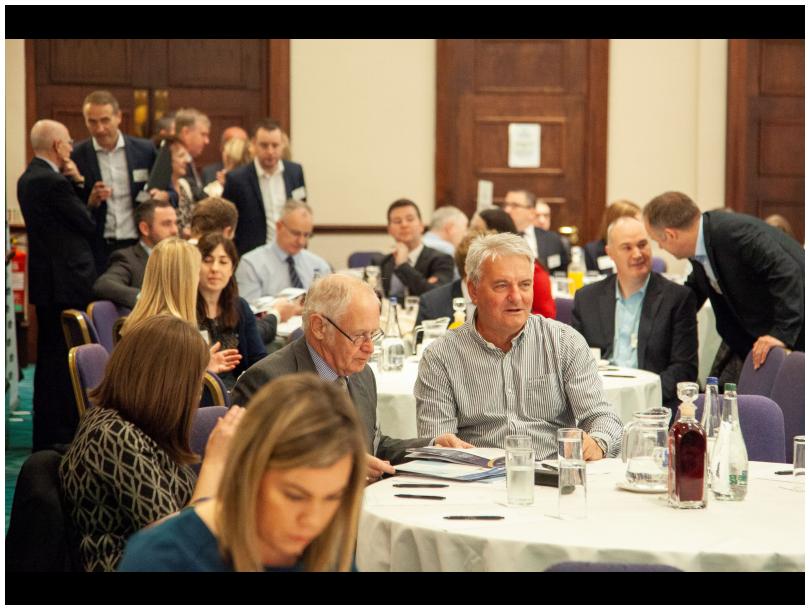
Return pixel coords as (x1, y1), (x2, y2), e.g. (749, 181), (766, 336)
(5, 39), (727, 275)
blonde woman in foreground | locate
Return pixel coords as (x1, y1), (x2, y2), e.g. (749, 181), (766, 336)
(119, 237), (241, 374)
(119, 373), (367, 571)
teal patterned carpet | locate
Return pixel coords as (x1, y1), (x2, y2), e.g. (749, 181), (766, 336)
(6, 364), (34, 533)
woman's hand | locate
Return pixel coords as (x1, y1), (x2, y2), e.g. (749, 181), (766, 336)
(204, 405), (245, 466)
(208, 341), (242, 373)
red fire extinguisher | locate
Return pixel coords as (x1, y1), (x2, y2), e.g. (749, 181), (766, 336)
(10, 241), (26, 313)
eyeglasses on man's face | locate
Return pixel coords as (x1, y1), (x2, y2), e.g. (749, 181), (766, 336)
(280, 219), (313, 240)
(321, 314), (383, 346)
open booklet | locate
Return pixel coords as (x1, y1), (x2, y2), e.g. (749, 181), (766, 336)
(249, 287), (307, 315)
(395, 447), (506, 482)
(404, 446), (506, 468)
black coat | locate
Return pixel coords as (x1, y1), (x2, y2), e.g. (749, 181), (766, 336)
(531, 226), (570, 273)
(92, 242), (149, 309)
(373, 246), (455, 298)
(417, 279), (464, 324)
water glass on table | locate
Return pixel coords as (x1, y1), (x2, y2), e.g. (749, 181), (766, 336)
(557, 428), (587, 519)
(505, 435), (534, 506)
(793, 435), (805, 491)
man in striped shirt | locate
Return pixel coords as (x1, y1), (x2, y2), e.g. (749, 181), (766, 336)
(415, 233), (623, 460)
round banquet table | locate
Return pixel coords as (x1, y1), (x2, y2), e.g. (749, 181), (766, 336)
(370, 360), (662, 439)
(356, 459), (804, 572)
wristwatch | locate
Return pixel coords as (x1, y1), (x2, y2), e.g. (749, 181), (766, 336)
(594, 437), (608, 457)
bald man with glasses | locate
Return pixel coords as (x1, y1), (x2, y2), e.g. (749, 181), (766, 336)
(232, 274), (469, 481)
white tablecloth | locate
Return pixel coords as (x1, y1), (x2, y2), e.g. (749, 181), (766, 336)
(357, 459), (804, 572)
(370, 360), (662, 439)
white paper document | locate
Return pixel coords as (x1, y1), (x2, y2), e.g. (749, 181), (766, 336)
(508, 123), (541, 168)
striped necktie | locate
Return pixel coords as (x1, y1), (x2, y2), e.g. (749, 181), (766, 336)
(286, 255), (304, 289)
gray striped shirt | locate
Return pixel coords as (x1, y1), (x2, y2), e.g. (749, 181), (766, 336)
(415, 314), (623, 460)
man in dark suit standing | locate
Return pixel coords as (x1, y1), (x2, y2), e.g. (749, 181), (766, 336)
(503, 189), (570, 274)
(372, 199), (455, 300)
(644, 191), (804, 376)
(232, 275), (469, 481)
(174, 108), (212, 202)
(572, 217), (697, 410)
(92, 199), (178, 309)
(18, 120), (98, 450)
(71, 91), (160, 273)
(223, 119), (306, 255)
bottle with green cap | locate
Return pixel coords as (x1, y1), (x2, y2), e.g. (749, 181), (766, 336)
(709, 383), (749, 501)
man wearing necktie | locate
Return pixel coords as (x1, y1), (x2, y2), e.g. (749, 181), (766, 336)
(644, 191), (804, 377)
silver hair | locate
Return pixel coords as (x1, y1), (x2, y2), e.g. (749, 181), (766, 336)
(30, 120), (66, 153)
(429, 205), (468, 231)
(302, 274), (378, 334)
(465, 232), (534, 286)
(174, 108), (211, 132)
(606, 215), (644, 246)
(281, 199), (313, 218)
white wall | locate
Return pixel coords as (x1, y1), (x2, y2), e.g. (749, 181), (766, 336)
(5, 39), (26, 225)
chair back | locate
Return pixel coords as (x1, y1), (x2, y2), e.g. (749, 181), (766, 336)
(6, 449), (82, 572)
(68, 344), (110, 416)
(651, 256), (667, 274)
(190, 406), (229, 474)
(546, 561), (681, 572)
(696, 393), (787, 462)
(87, 300), (130, 353)
(738, 347), (787, 397)
(554, 297), (574, 326)
(201, 371), (231, 407)
(348, 251), (382, 269)
(60, 309), (100, 349)
(770, 351), (805, 463)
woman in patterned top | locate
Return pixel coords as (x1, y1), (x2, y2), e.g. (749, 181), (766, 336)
(119, 373), (367, 572)
(59, 315), (244, 571)
(196, 233), (266, 390)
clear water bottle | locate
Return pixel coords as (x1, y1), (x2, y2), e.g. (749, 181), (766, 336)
(381, 297), (406, 372)
(709, 383), (749, 501)
(701, 377), (722, 472)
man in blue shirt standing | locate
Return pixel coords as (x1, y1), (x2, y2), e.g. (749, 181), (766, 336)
(572, 216), (698, 411)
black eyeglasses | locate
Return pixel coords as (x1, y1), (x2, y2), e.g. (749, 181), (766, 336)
(322, 315), (383, 346)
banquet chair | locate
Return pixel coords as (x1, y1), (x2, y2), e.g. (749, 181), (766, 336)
(769, 351), (805, 463)
(87, 300), (131, 353)
(60, 308), (100, 349)
(545, 561), (682, 572)
(6, 449), (82, 572)
(651, 256), (667, 274)
(201, 371), (231, 407)
(737, 347), (787, 397)
(554, 297), (574, 326)
(348, 251), (382, 269)
(695, 393), (786, 462)
(190, 406), (229, 474)
(68, 344), (110, 416)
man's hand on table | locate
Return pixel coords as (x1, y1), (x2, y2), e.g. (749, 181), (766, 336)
(583, 433), (605, 461)
(433, 433), (474, 449)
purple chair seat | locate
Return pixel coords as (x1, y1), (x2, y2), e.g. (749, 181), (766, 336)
(769, 351), (805, 463)
(68, 344), (110, 416)
(60, 309), (100, 349)
(651, 257), (667, 274)
(201, 371), (231, 407)
(738, 347), (787, 397)
(348, 251), (382, 268)
(190, 406), (228, 474)
(87, 300), (130, 353)
(554, 297), (574, 326)
(696, 393), (786, 463)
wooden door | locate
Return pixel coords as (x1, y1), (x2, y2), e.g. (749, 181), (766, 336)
(726, 39), (805, 243)
(436, 39), (609, 242)
(32, 39), (282, 171)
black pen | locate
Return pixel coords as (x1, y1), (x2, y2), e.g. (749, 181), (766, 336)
(541, 463), (559, 471)
(775, 470), (793, 475)
(393, 483), (450, 488)
(602, 374), (636, 378)
(444, 515), (504, 520)
(394, 493), (446, 500)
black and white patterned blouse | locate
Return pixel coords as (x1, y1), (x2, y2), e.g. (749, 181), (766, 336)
(59, 406), (196, 572)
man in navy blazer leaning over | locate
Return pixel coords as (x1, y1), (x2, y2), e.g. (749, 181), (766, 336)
(71, 90), (159, 272)
(223, 118), (306, 256)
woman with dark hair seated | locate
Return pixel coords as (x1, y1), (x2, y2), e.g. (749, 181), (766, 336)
(470, 208), (556, 319)
(59, 315), (244, 572)
(196, 232), (266, 390)
(119, 373), (367, 572)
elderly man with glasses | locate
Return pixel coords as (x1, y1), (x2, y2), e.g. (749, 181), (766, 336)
(232, 274), (470, 481)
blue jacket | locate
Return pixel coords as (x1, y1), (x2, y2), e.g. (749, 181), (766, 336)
(234, 297), (267, 379)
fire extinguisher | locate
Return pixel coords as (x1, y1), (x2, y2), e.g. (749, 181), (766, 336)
(10, 239), (26, 313)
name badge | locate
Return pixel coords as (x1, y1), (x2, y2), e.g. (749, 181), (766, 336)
(132, 168), (149, 182)
(291, 186), (307, 201)
(597, 255), (615, 272)
(547, 254), (561, 270)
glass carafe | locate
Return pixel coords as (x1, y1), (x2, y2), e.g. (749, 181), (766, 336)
(620, 407), (670, 491)
(412, 317), (451, 356)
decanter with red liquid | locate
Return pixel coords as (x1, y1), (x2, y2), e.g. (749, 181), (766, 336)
(667, 389), (708, 509)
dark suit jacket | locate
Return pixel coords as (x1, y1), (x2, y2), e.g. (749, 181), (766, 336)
(222, 161), (306, 255)
(230, 337), (430, 463)
(17, 158), (97, 307)
(92, 242), (148, 309)
(584, 239), (613, 273)
(201, 161), (223, 187)
(417, 279), (463, 325)
(571, 272), (698, 408)
(685, 210), (804, 359)
(71, 135), (157, 270)
(372, 246), (455, 298)
(232, 298), (268, 380)
(532, 227), (570, 273)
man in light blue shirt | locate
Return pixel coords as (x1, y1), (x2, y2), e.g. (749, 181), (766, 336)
(235, 199), (331, 303)
(422, 205), (468, 257)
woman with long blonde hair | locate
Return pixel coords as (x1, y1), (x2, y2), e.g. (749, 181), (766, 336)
(120, 237), (241, 374)
(119, 373), (367, 572)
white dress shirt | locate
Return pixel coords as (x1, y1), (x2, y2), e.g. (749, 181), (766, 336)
(254, 158), (287, 244)
(94, 132), (137, 240)
(523, 226), (539, 260)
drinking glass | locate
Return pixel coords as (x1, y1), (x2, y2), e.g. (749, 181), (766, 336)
(557, 428), (586, 519)
(505, 435), (534, 506)
(793, 436), (805, 491)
